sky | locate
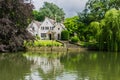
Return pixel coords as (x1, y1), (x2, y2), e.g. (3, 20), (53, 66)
(32, 0), (88, 18)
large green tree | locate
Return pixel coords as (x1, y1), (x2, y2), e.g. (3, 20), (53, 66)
(33, 2), (65, 22)
(76, 0), (120, 42)
(64, 16), (79, 36)
(64, 16), (91, 41)
(85, 0), (120, 21)
(98, 9), (120, 52)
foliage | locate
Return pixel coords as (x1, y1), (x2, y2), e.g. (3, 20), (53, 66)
(85, 0), (120, 21)
(64, 16), (79, 36)
(24, 40), (63, 47)
(71, 36), (79, 43)
(0, 0), (33, 29)
(98, 9), (120, 52)
(33, 2), (65, 22)
(61, 30), (69, 40)
(32, 10), (44, 21)
(64, 16), (92, 41)
(63, 0), (120, 52)
(89, 21), (101, 41)
(0, 0), (34, 52)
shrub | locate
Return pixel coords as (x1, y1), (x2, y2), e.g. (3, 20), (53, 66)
(71, 36), (79, 43)
(24, 40), (63, 47)
(61, 30), (69, 40)
(24, 40), (33, 47)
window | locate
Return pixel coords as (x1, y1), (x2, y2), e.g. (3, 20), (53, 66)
(52, 27), (54, 30)
(58, 28), (60, 30)
(45, 27), (49, 30)
(41, 33), (46, 37)
(41, 27), (45, 30)
(50, 27), (53, 30)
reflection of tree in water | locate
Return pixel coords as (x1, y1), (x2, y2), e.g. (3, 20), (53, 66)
(0, 53), (31, 80)
(61, 52), (120, 80)
(24, 52), (65, 80)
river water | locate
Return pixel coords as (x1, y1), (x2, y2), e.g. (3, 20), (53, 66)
(0, 51), (120, 80)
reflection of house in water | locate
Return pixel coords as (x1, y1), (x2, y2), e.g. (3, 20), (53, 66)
(25, 55), (64, 75)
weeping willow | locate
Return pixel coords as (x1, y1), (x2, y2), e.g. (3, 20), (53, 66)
(98, 9), (120, 52)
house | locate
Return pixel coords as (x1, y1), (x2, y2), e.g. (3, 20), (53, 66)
(27, 17), (66, 40)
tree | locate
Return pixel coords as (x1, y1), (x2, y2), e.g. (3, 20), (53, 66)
(76, 0), (120, 42)
(0, 0), (34, 52)
(32, 10), (44, 21)
(64, 16), (79, 36)
(33, 2), (65, 22)
(85, 0), (120, 21)
(98, 9), (120, 52)
(89, 21), (101, 41)
(64, 16), (91, 41)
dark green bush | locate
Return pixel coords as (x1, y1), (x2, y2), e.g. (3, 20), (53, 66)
(71, 36), (79, 43)
(61, 30), (69, 40)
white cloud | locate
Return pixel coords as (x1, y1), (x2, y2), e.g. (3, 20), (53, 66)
(32, 0), (88, 17)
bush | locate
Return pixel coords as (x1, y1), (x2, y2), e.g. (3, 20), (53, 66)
(61, 30), (69, 40)
(24, 40), (63, 47)
(71, 36), (79, 43)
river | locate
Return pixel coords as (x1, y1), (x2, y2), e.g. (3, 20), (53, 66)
(0, 51), (120, 80)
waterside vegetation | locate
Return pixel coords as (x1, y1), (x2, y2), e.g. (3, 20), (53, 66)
(64, 0), (120, 52)
(24, 40), (63, 47)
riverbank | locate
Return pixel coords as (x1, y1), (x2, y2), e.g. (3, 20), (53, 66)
(25, 40), (87, 52)
(26, 46), (87, 52)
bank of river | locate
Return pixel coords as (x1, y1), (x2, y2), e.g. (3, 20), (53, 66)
(26, 46), (87, 52)
(0, 51), (120, 80)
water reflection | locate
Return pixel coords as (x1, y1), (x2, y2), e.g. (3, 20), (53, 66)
(0, 51), (120, 80)
(24, 51), (120, 80)
(0, 53), (31, 80)
(24, 52), (66, 80)
(60, 52), (120, 80)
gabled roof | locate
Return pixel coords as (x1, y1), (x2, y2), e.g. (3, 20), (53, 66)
(45, 17), (56, 25)
(33, 20), (42, 28)
(27, 17), (66, 30)
(55, 23), (66, 30)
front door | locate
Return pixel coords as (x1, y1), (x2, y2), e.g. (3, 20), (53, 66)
(49, 34), (52, 40)
(58, 34), (60, 40)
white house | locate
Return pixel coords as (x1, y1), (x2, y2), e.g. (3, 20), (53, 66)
(27, 17), (66, 40)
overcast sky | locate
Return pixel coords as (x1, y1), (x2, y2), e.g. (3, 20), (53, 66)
(32, 0), (88, 17)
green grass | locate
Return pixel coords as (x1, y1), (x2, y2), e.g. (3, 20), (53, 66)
(24, 40), (63, 47)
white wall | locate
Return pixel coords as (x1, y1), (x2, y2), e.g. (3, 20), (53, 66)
(39, 18), (54, 39)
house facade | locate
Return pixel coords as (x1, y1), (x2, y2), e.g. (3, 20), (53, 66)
(27, 17), (66, 40)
